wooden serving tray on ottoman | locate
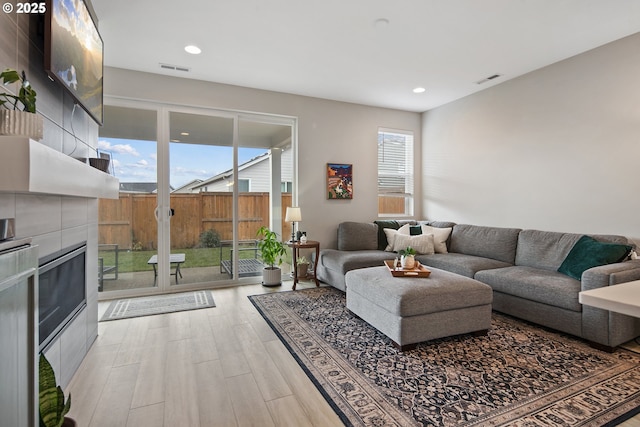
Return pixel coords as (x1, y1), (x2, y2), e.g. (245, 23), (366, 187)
(383, 260), (431, 277)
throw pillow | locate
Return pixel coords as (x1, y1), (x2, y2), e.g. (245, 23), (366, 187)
(374, 220), (400, 251)
(383, 228), (401, 251)
(384, 224), (413, 251)
(392, 233), (435, 255)
(558, 235), (632, 280)
(420, 225), (452, 254)
(410, 225), (422, 235)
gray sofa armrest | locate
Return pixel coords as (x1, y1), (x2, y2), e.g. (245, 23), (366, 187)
(581, 259), (640, 291)
(581, 260), (640, 348)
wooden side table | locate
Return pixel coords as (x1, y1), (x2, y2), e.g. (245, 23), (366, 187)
(287, 240), (320, 290)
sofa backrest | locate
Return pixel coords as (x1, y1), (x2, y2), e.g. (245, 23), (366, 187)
(449, 224), (521, 264)
(337, 222), (379, 251)
(516, 229), (631, 271)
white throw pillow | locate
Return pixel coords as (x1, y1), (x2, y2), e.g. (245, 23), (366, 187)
(420, 225), (452, 253)
(393, 233), (435, 255)
(383, 228), (400, 251)
(384, 225), (419, 251)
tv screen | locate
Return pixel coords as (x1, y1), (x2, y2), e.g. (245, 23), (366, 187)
(45, 0), (103, 125)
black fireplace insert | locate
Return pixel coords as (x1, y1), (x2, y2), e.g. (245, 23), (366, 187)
(38, 242), (87, 350)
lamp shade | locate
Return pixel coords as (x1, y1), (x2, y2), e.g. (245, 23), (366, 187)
(285, 206), (302, 222)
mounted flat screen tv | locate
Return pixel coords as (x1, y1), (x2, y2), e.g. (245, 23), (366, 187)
(45, 0), (103, 125)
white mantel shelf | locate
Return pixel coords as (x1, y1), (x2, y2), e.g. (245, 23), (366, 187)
(0, 137), (119, 199)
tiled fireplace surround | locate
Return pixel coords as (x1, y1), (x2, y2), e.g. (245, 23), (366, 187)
(1, 1), (105, 388)
(0, 188), (100, 389)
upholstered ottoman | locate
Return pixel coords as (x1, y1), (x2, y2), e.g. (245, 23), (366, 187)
(346, 266), (493, 350)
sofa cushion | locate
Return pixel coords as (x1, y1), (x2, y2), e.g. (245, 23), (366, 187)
(419, 221), (457, 248)
(338, 222), (378, 251)
(515, 229), (631, 271)
(515, 230), (581, 271)
(420, 225), (452, 253)
(476, 266), (582, 312)
(558, 235), (632, 280)
(417, 253), (512, 278)
(391, 233), (435, 255)
(374, 220), (400, 251)
(389, 223), (452, 253)
(320, 249), (390, 274)
(449, 224), (521, 264)
(383, 228), (401, 251)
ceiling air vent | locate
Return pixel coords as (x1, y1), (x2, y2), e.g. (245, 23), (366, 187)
(159, 63), (190, 73)
(476, 73), (502, 85)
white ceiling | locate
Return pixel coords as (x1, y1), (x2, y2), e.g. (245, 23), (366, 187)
(92, 0), (640, 113)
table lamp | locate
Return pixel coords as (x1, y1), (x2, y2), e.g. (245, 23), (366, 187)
(285, 206), (302, 242)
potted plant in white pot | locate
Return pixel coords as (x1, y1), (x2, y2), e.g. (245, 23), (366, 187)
(296, 255), (310, 278)
(256, 226), (287, 286)
(399, 246), (417, 269)
(0, 68), (43, 140)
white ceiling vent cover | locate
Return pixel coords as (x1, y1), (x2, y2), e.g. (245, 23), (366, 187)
(160, 63), (191, 72)
(476, 74), (503, 84)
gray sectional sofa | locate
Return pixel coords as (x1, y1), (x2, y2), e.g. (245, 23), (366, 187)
(317, 220), (640, 349)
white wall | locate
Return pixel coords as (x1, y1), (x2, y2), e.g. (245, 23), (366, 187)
(422, 32), (640, 246)
(104, 67), (422, 248)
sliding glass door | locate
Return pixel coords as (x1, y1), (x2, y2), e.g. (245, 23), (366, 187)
(97, 104), (160, 295)
(98, 100), (296, 298)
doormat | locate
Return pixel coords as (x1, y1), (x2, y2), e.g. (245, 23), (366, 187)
(249, 287), (640, 427)
(100, 290), (216, 321)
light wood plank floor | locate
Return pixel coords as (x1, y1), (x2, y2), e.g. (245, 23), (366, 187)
(66, 281), (640, 427)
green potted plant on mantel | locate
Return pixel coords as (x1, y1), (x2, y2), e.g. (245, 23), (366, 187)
(256, 226), (287, 287)
(399, 246), (417, 269)
(39, 353), (75, 427)
(296, 255), (310, 278)
(0, 68), (43, 140)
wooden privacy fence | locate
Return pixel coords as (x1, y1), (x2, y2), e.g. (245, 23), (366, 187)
(99, 192), (292, 250)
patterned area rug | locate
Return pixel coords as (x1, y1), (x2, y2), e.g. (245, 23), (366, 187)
(100, 290), (215, 321)
(249, 287), (640, 427)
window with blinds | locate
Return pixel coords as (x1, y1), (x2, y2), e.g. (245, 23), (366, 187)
(378, 129), (414, 216)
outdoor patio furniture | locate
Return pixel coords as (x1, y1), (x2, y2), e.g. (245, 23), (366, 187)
(219, 239), (263, 278)
(148, 253), (185, 284)
(98, 243), (119, 291)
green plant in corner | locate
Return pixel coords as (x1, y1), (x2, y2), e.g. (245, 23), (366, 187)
(0, 68), (37, 112)
(39, 353), (72, 427)
(256, 226), (286, 269)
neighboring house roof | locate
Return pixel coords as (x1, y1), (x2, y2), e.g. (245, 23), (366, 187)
(119, 182), (175, 193)
(172, 179), (204, 193)
(188, 152), (271, 192)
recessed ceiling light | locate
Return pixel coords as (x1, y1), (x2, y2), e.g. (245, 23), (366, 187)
(181, 132), (190, 136)
(184, 45), (202, 55)
(413, 87), (426, 94)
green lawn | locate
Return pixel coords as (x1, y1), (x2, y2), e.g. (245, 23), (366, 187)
(99, 245), (291, 273)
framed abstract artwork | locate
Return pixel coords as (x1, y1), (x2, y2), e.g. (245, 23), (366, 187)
(327, 163), (353, 199)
